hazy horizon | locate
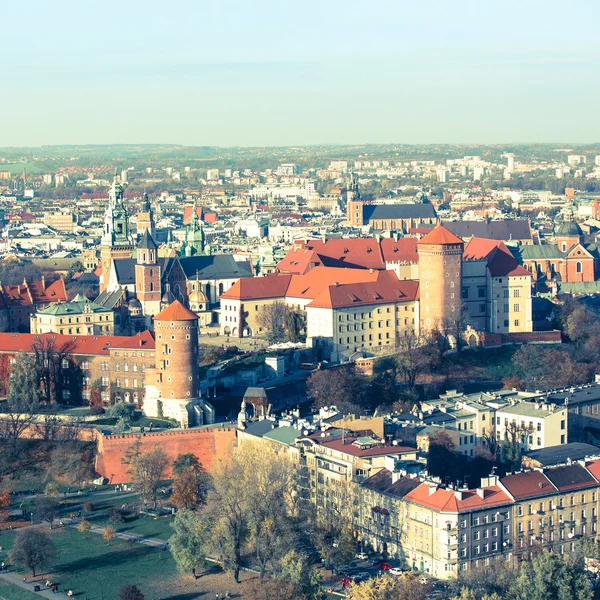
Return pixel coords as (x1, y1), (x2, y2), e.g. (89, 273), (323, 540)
(5, 0), (600, 147)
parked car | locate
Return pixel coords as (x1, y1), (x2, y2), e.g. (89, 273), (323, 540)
(355, 552), (368, 560)
(378, 562), (392, 571)
(389, 567), (404, 576)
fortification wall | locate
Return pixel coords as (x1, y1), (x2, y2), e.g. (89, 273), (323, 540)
(95, 427), (236, 484)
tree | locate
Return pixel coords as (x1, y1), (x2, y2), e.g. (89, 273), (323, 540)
(172, 452), (201, 475)
(508, 549), (592, 600)
(34, 496), (58, 529)
(118, 584), (144, 600)
(0, 488), (10, 521)
(244, 576), (306, 600)
(128, 445), (169, 507)
(67, 260), (85, 280)
(9, 529), (55, 577)
(279, 550), (323, 600)
(103, 525), (116, 545)
(2, 353), (42, 446)
(307, 365), (368, 414)
(77, 517), (92, 534)
(109, 402), (136, 431)
(171, 464), (210, 510)
(395, 329), (441, 391)
(169, 509), (208, 578)
(427, 431), (458, 482)
(347, 573), (431, 600)
(256, 302), (305, 344)
(207, 454), (249, 583)
(44, 482), (60, 498)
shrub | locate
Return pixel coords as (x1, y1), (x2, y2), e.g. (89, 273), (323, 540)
(108, 507), (125, 523)
(90, 405), (105, 415)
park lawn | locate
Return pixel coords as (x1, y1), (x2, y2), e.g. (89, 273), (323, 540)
(1, 527), (196, 600)
(0, 580), (40, 600)
(108, 513), (175, 541)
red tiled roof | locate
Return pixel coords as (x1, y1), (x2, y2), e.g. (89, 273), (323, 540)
(463, 237), (504, 260)
(308, 271), (419, 309)
(405, 483), (512, 512)
(380, 238), (418, 263)
(1, 278), (67, 307)
(585, 459), (600, 481)
(276, 247), (322, 275)
(0, 330), (155, 357)
(464, 238), (530, 277)
(220, 274), (293, 301)
(417, 225), (463, 246)
(500, 470), (556, 500)
(154, 299), (199, 321)
(320, 437), (415, 457)
(285, 267), (380, 299)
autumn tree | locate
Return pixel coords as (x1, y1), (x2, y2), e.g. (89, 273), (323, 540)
(307, 365), (368, 414)
(127, 445), (169, 507)
(77, 517), (92, 534)
(256, 302), (304, 344)
(395, 329), (441, 390)
(169, 509), (208, 578)
(347, 573), (431, 600)
(103, 525), (116, 545)
(0, 488), (10, 521)
(9, 529), (55, 577)
(244, 576), (307, 600)
(172, 461), (210, 509)
(427, 430), (459, 482)
(118, 584), (145, 600)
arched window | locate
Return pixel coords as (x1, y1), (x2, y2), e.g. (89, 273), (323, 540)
(150, 282), (154, 292)
(218, 283), (224, 295)
(149, 269), (153, 277)
(577, 261), (582, 273)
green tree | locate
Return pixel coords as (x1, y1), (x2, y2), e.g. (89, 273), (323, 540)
(9, 529), (55, 577)
(279, 550), (324, 600)
(109, 402), (135, 431)
(169, 509), (208, 578)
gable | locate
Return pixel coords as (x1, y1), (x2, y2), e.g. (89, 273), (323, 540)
(566, 243), (594, 260)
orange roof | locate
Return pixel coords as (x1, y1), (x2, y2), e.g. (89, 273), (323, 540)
(405, 483), (512, 512)
(0, 330), (154, 357)
(276, 247), (322, 275)
(286, 267), (380, 299)
(417, 225), (463, 246)
(585, 459), (600, 481)
(463, 237), (504, 260)
(221, 274), (293, 301)
(154, 299), (199, 321)
(380, 238), (418, 263)
(2, 278), (67, 307)
(308, 271), (419, 309)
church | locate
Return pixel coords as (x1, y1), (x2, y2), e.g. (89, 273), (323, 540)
(95, 177), (254, 331)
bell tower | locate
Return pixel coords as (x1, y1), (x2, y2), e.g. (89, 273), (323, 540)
(99, 176), (135, 292)
(135, 230), (161, 320)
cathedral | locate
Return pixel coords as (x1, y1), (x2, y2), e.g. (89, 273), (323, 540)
(95, 177), (253, 331)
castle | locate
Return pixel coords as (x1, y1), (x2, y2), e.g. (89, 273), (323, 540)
(95, 177), (253, 331)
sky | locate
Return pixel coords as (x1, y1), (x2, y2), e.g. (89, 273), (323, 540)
(2, 0), (600, 146)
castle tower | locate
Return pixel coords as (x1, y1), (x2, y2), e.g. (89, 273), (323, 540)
(346, 173), (364, 227)
(417, 225), (464, 335)
(143, 300), (213, 427)
(136, 192), (156, 238)
(180, 199), (206, 257)
(135, 229), (161, 320)
(99, 176), (135, 292)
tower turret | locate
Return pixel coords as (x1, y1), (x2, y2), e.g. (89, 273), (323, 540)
(135, 229), (161, 320)
(417, 225), (464, 337)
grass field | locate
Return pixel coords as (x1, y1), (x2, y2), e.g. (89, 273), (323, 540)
(0, 162), (46, 175)
(0, 580), (40, 600)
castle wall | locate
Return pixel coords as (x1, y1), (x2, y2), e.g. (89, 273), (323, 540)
(95, 427), (236, 483)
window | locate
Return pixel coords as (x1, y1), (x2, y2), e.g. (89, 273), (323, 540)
(576, 261), (582, 273)
(513, 303), (520, 312)
(513, 289), (520, 297)
(478, 287), (486, 298)
(462, 287), (469, 299)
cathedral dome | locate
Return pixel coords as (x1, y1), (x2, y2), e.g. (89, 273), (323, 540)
(555, 220), (582, 238)
(188, 289), (207, 305)
(161, 287), (176, 305)
(128, 298), (143, 316)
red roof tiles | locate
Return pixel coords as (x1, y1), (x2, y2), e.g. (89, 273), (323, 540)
(0, 330), (154, 357)
(154, 299), (199, 321)
(417, 225), (464, 246)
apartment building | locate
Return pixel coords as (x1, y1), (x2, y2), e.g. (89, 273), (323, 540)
(494, 401), (568, 451)
(402, 476), (513, 578)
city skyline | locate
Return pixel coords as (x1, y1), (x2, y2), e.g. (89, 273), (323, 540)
(4, 0), (600, 146)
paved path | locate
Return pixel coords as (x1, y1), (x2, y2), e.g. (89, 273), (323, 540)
(0, 571), (70, 599)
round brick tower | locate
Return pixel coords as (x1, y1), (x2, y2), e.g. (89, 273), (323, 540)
(417, 225), (464, 335)
(153, 300), (199, 421)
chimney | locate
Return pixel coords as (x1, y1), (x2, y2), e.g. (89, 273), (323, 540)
(41, 275), (46, 289)
(391, 471), (402, 484)
(334, 282), (339, 287)
(476, 488), (485, 499)
(428, 484), (437, 496)
(454, 490), (464, 500)
(393, 231), (399, 242)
